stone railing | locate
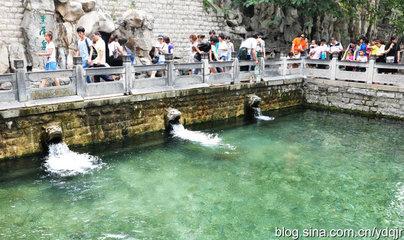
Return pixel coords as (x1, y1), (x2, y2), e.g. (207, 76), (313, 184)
(0, 53), (403, 107)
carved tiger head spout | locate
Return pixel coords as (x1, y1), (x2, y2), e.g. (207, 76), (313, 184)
(41, 123), (63, 148)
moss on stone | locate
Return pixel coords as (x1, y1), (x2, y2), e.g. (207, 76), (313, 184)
(304, 103), (404, 121)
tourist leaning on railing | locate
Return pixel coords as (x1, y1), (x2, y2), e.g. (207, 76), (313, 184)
(383, 36), (401, 74)
(308, 40), (317, 57)
(239, 35), (258, 72)
(356, 49), (367, 72)
(38, 30), (60, 88)
(328, 37), (343, 60)
(370, 39), (379, 56)
(290, 33), (307, 58)
(384, 36), (401, 64)
(358, 36), (368, 56)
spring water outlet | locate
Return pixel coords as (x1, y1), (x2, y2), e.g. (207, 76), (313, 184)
(165, 107), (182, 130)
(41, 123), (63, 149)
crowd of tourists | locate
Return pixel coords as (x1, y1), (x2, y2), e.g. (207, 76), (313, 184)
(289, 33), (401, 65)
(183, 30), (265, 74)
(38, 27), (402, 87)
(38, 26), (135, 87)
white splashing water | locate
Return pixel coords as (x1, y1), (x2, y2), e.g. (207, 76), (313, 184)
(100, 234), (128, 239)
(44, 142), (103, 177)
(171, 124), (222, 146)
(254, 108), (275, 121)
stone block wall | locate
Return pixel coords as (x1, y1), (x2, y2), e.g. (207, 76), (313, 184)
(305, 79), (404, 118)
(0, 80), (304, 159)
(100, 0), (226, 59)
(0, 0), (25, 44)
(1, 0), (225, 60)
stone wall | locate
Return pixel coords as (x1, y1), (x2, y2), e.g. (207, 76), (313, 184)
(305, 79), (404, 118)
(0, 80), (303, 159)
(0, 0), (25, 44)
(0, 0), (225, 62)
(100, 0), (226, 59)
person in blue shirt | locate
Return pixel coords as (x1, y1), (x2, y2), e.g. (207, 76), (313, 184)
(76, 26), (93, 83)
(359, 36), (368, 56)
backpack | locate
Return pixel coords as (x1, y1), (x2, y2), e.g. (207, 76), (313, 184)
(85, 38), (98, 60)
(194, 42), (211, 61)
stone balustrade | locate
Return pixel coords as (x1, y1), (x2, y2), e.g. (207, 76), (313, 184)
(0, 53), (403, 109)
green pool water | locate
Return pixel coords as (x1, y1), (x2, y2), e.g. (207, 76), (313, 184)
(0, 110), (402, 239)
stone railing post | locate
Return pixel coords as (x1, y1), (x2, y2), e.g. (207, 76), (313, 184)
(122, 55), (133, 94)
(258, 52), (265, 81)
(165, 53), (174, 87)
(73, 57), (86, 97)
(14, 60), (28, 102)
(330, 53), (338, 81)
(201, 53), (209, 84)
(367, 55), (376, 84)
(281, 53), (287, 76)
(232, 51), (240, 84)
(300, 58), (305, 76)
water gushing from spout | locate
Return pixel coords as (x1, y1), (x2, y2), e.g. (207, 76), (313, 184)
(253, 107), (275, 121)
(171, 123), (222, 146)
(245, 94), (275, 121)
(44, 142), (103, 177)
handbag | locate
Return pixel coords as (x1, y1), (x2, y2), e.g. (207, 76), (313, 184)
(85, 38), (98, 60)
(152, 55), (159, 64)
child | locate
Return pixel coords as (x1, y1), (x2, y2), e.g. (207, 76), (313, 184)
(356, 50), (368, 62)
(38, 30), (60, 88)
(189, 46), (197, 75)
(343, 49), (356, 71)
(356, 50), (368, 72)
(343, 49), (355, 61)
(225, 36), (234, 61)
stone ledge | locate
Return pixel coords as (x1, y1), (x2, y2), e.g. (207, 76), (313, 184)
(305, 78), (404, 92)
(304, 103), (404, 120)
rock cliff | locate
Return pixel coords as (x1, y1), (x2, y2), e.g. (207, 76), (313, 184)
(221, 1), (395, 55)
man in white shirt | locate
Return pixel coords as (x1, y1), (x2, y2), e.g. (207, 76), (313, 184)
(239, 35), (258, 63)
(328, 37), (343, 60)
(89, 32), (114, 82)
(257, 32), (266, 59)
(239, 35), (258, 71)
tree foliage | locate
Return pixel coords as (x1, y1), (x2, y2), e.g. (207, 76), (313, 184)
(209, 0), (403, 35)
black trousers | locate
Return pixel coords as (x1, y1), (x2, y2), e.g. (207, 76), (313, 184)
(90, 64), (114, 82)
